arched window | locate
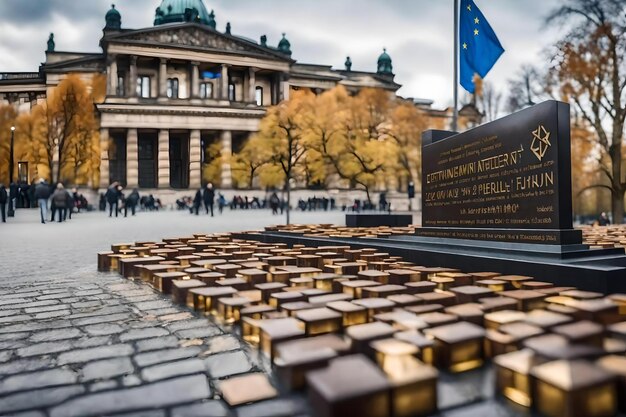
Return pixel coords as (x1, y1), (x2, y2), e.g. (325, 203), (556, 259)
(166, 78), (179, 98)
(228, 83), (236, 101)
(255, 86), (263, 106)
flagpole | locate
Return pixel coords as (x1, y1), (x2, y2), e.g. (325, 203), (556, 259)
(452, 0), (459, 132)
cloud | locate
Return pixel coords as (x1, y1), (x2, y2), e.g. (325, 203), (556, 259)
(0, 0), (563, 108)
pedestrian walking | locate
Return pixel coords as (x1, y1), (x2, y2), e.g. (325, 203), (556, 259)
(203, 183), (215, 216)
(218, 193), (226, 214)
(34, 179), (51, 224)
(125, 189), (140, 217)
(269, 192), (280, 215)
(0, 183), (7, 223)
(64, 186), (73, 220)
(105, 182), (119, 217)
(598, 212), (611, 226)
(192, 188), (203, 215)
(117, 185), (125, 217)
(71, 188), (80, 212)
(51, 183), (67, 223)
(8, 182), (18, 216)
(20, 181), (30, 208)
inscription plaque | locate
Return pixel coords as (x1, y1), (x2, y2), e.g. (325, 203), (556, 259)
(418, 101), (581, 245)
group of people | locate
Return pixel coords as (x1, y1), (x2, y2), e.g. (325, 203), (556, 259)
(175, 191), (285, 215)
(0, 179), (90, 224)
(191, 183), (223, 216)
(297, 196), (336, 212)
(345, 193), (390, 212)
(102, 182), (145, 218)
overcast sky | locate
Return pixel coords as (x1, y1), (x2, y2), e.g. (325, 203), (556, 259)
(0, 0), (564, 108)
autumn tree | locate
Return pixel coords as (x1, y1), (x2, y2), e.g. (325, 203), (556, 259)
(231, 134), (273, 188)
(506, 65), (547, 113)
(571, 121), (604, 214)
(15, 108), (48, 182)
(381, 101), (427, 189)
(256, 89), (313, 223)
(547, 0), (626, 222)
(202, 140), (223, 187)
(475, 80), (502, 122)
(0, 105), (17, 184)
(304, 87), (394, 202)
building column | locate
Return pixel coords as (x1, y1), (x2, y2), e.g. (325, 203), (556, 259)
(127, 55), (138, 97)
(220, 64), (229, 100)
(99, 128), (110, 188)
(220, 130), (232, 188)
(126, 128), (138, 188)
(272, 73), (280, 105)
(158, 58), (167, 99)
(158, 129), (170, 188)
(247, 67), (256, 103)
(107, 55), (118, 96)
(189, 129), (201, 188)
(279, 73), (290, 102)
(190, 62), (200, 99)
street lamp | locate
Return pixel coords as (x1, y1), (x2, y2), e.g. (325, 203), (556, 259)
(7, 125), (15, 217)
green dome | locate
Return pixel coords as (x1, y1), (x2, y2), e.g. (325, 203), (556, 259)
(278, 33), (292, 56)
(154, 0), (215, 27)
(377, 48), (393, 75)
(105, 4), (121, 30)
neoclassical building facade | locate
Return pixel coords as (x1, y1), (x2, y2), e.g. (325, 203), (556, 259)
(0, 0), (477, 192)
(0, 0), (403, 191)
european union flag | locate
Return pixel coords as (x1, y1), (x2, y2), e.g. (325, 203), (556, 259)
(459, 0), (504, 93)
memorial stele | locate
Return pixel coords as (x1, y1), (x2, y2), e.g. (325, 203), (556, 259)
(418, 100), (582, 245)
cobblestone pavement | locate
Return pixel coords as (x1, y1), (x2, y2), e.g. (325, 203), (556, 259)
(0, 208), (342, 417)
(0, 209), (543, 417)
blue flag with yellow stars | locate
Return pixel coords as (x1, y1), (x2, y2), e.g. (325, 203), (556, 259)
(459, 0), (504, 93)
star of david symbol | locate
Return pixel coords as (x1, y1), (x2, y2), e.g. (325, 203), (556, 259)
(530, 124), (551, 161)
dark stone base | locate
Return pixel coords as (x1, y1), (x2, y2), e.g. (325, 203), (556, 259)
(415, 227), (583, 245)
(234, 231), (626, 294)
(345, 213), (413, 228)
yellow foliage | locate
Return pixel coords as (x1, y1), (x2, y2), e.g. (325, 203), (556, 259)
(0, 105), (18, 184)
(201, 140), (222, 187)
(0, 74), (102, 186)
(383, 102), (427, 188)
(255, 89), (315, 189)
(235, 85), (430, 198)
(231, 134), (273, 189)
(91, 74), (107, 104)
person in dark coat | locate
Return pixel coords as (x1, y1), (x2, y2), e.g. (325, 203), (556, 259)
(34, 179), (51, 224)
(117, 185), (124, 215)
(20, 182), (30, 208)
(598, 212), (611, 226)
(203, 183), (215, 216)
(8, 182), (18, 215)
(64, 187), (73, 220)
(218, 193), (226, 214)
(0, 183), (7, 223)
(269, 192), (280, 215)
(28, 180), (36, 208)
(51, 183), (67, 223)
(71, 188), (80, 212)
(193, 188), (203, 215)
(125, 189), (140, 217)
(105, 182), (119, 217)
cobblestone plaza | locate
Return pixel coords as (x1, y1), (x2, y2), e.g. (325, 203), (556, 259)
(0, 209), (537, 417)
(0, 209), (344, 417)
